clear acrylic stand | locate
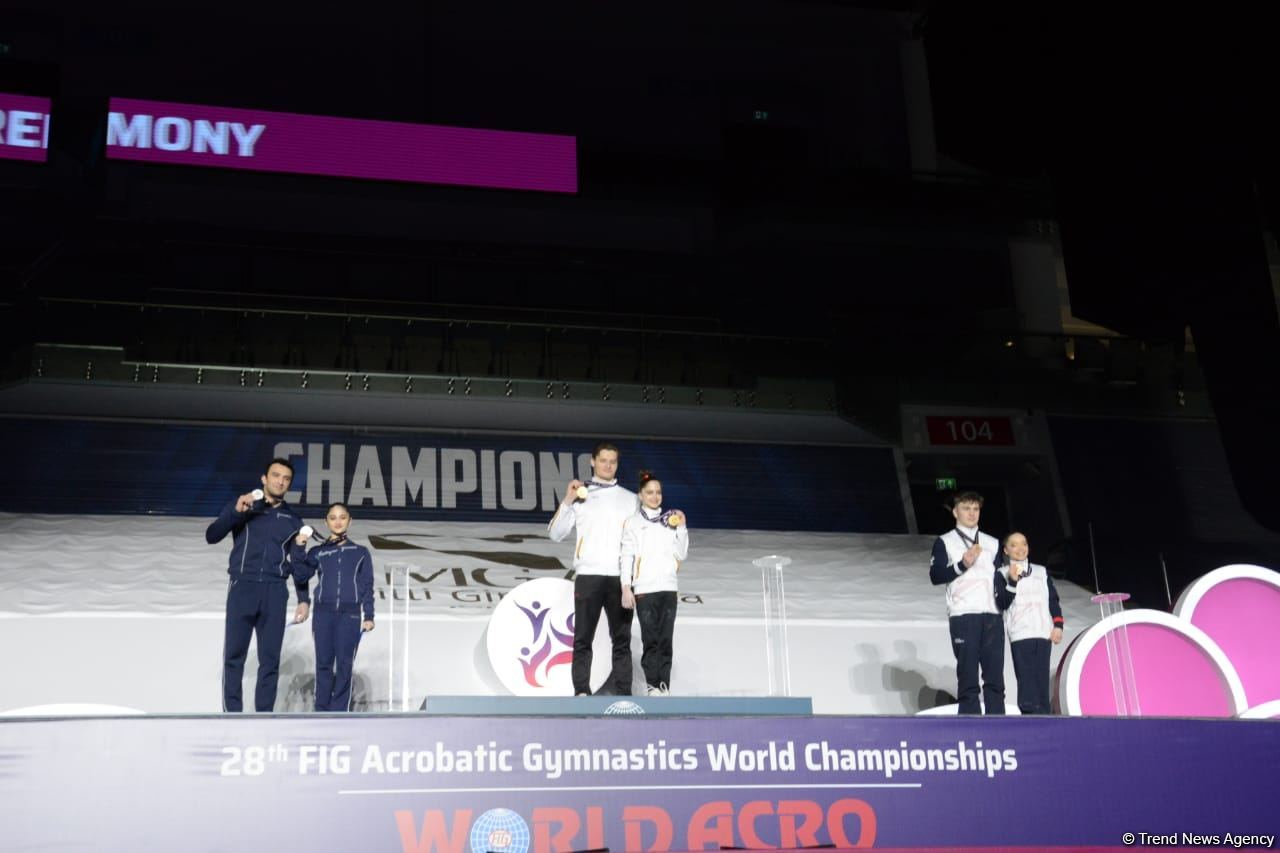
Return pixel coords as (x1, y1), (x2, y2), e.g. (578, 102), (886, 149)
(384, 563), (415, 712)
(1091, 592), (1141, 716)
(753, 555), (793, 697)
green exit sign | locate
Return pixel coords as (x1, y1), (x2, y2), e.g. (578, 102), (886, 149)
(935, 477), (957, 491)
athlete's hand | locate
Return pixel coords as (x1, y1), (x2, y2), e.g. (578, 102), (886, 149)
(235, 492), (257, 513)
(564, 480), (585, 504)
(362, 620), (375, 632)
(961, 543), (982, 567)
(293, 602), (310, 624)
(1051, 627), (1063, 644)
(621, 586), (635, 610)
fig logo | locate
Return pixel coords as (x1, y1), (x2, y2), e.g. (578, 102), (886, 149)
(486, 578), (577, 695)
(604, 700), (646, 716)
(469, 808), (530, 853)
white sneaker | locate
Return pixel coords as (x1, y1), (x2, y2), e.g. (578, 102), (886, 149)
(658, 683), (670, 695)
(645, 684), (660, 696)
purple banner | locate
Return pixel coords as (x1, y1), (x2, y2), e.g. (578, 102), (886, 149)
(0, 93), (52, 162)
(1, 714), (1276, 850)
(105, 97), (577, 193)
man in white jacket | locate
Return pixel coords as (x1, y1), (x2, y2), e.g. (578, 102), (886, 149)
(547, 442), (639, 695)
(928, 491), (1013, 714)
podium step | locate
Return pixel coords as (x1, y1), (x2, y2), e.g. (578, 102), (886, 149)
(420, 694), (813, 716)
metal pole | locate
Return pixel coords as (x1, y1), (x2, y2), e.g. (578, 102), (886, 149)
(1088, 521), (1101, 594)
(1159, 552), (1173, 608)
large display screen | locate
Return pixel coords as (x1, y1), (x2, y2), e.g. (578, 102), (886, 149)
(0, 93), (52, 162)
(105, 97), (577, 193)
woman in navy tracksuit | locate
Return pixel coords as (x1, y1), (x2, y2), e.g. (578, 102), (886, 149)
(291, 502), (375, 712)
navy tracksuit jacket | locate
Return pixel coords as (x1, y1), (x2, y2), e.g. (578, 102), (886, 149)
(206, 497), (309, 713)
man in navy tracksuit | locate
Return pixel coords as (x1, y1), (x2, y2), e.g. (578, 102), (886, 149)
(206, 458), (311, 712)
(291, 502), (375, 712)
(929, 491), (1017, 714)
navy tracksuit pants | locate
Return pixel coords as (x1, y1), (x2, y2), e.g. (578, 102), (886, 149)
(314, 609), (363, 712)
(1011, 637), (1053, 714)
(949, 613), (1006, 715)
(223, 578), (289, 713)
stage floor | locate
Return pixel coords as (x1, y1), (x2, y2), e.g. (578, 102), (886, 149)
(0, 513), (1099, 715)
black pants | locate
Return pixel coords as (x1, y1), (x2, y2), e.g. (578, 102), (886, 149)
(1010, 638), (1052, 714)
(223, 578), (289, 712)
(571, 574), (633, 695)
(949, 613), (1005, 715)
(635, 591), (678, 690)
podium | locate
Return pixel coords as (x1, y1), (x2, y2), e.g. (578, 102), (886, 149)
(419, 695), (813, 716)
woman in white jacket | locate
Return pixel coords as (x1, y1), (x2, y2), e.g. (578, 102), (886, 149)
(621, 472), (689, 695)
(1001, 532), (1065, 714)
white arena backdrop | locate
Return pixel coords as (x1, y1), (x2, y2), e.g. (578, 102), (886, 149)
(0, 513), (1096, 714)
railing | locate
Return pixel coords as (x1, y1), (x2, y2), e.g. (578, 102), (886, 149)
(13, 296), (1211, 419)
(24, 342), (839, 413)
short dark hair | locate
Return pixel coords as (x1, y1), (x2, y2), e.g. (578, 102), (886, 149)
(265, 457), (295, 477)
(592, 441), (619, 458)
(326, 502), (351, 517)
(952, 491), (984, 508)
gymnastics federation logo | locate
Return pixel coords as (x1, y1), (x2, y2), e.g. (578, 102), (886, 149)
(469, 808), (530, 853)
(486, 578), (577, 696)
(603, 700), (646, 716)
(513, 597), (575, 688)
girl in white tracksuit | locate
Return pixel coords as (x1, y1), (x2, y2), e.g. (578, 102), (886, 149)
(1001, 532), (1065, 714)
(620, 471), (689, 695)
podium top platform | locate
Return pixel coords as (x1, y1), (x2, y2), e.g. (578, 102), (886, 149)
(420, 695), (813, 717)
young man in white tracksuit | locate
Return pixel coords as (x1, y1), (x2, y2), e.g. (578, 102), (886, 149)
(929, 491), (1016, 714)
(548, 442), (639, 696)
(1000, 531), (1065, 714)
(620, 472), (689, 695)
